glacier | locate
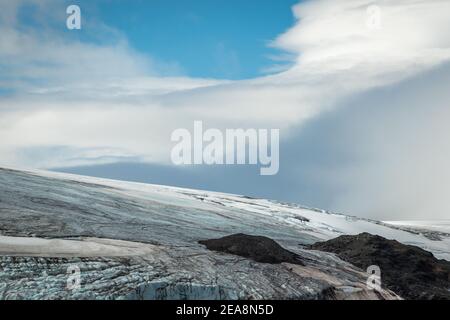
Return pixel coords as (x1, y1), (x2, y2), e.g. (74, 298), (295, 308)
(0, 166), (449, 300)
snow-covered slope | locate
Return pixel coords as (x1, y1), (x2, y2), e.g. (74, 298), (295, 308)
(0, 167), (448, 300)
(384, 220), (450, 235)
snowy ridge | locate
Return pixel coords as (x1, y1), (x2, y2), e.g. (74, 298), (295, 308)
(0, 167), (448, 299)
(6, 166), (447, 259)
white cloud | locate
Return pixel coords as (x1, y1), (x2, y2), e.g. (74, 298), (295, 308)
(303, 63), (450, 220)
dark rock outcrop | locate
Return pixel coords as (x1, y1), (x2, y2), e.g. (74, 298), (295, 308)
(199, 233), (304, 265)
(310, 233), (450, 300)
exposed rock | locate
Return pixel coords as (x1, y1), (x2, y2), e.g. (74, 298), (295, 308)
(310, 233), (450, 300)
(199, 233), (304, 265)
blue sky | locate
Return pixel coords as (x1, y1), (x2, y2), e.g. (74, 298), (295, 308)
(71, 0), (298, 79)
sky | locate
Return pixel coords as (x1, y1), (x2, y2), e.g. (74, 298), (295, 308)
(1, 0), (450, 220)
(4, 0), (298, 80)
(94, 0), (299, 79)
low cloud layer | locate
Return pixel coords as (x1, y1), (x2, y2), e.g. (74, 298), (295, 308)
(283, 62), (450, 220)
(1, 0), (450, 220)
